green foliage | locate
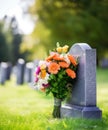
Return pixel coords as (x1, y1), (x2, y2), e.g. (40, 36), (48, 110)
(46, 69), (70, 99)
(9, 17), (23, 64)
(29, 0), (108, 59)
(0, 22), (12, 62)
(0, 16), (23, 64)
(12, 34), (22, 64)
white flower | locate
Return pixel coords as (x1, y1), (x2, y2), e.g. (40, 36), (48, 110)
(64, 54), (70, 64)
(60, 54), (70, 64)
(35, 73), (49, 90)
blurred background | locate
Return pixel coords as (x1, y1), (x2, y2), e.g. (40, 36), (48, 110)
(0, 0), (108, 66)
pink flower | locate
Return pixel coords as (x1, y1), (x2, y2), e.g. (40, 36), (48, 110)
(42, 83), (49, 88)
(35, 66), (40, 75)
(35, 77), (39, 82)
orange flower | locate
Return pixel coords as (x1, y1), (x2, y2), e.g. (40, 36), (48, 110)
(46, 53), (64, 62)
(66, 68), (76, 79)
(40, 69), (46, 79)
(53, 54), (64, 61)
(68, 54), (77, 66)
(46, 53), (56, 62)
(59, 61), (69, 68)
(40, 86), (45, 92)
(48, 62), (60, 74)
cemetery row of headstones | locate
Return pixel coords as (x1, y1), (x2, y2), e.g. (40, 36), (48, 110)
(0, 59), (38, 85)
(0, 51), (108, 85)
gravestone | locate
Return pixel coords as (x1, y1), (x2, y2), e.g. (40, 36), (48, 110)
(100, 58), (108, 68)
(16, 58), (25, 85)
(0, 62), (8, 85)
(6, 62), (12, 80)
(61, 43), (102, 119)
(24, 62), (34, 83)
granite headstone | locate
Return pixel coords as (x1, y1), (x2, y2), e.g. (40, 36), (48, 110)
(16, 58), (25, 85)
(0, 62), (8, 84)
(61, 43), (102, 119)
(24, 62), (34, 83)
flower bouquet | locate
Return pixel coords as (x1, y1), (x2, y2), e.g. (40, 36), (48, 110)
(34, 42), (78, 118)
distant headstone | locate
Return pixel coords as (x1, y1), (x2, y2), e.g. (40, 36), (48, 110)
(100, 58), (108, 68)
(6, 62), (12, 80)
(24, 62), (34, 83)
(0, 62), (8, 85)
(16, 58), (25, 85)
(33, 59), (40, 67)
(61, 43), (102, 119)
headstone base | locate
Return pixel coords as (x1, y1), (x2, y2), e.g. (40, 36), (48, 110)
(61, 104), (102, 119)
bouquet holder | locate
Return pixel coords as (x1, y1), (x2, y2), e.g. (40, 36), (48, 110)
(53, 97), (62, 118)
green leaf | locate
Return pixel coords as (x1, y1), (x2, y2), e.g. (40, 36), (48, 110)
(46, 89), (51, 95)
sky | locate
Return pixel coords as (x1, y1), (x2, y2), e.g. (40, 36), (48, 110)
(0, 0), (34, 34)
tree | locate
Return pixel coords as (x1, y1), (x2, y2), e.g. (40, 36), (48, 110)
(10, 17), (23, 64)
(0, 22), (11, 62)
(28, 0), (108, 60)
(0, 16), (23, 64)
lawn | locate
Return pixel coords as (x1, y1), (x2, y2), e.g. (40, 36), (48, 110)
(0, 68), (108, 130)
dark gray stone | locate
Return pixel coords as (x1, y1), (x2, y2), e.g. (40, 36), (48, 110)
(61, 43), (102, 119)
(24, 62), (34, 83)
(100, 58), (108, 68)
(61, 105), (102, 119)
(16, 58), (25, 85)
(0, 62), (8, 84)
(6, 62), (12, 80)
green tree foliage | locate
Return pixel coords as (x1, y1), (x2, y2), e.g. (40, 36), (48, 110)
(10, 17), (23, 64)
(29, 0), (108, 59)
(0, 22), (12, 62)
(0, 16), (23, 64)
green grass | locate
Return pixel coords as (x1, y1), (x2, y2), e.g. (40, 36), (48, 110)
(0, 68), (108, 130)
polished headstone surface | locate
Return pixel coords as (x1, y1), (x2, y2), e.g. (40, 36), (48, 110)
(61, 43), (102, 119)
